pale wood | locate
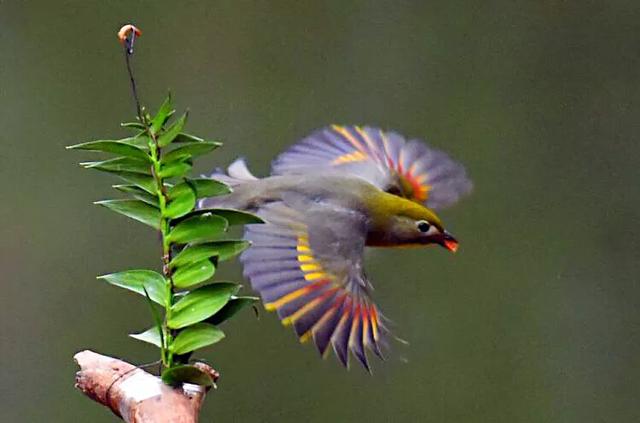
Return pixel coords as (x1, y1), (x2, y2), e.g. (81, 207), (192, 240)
(74, 350), (218, 422)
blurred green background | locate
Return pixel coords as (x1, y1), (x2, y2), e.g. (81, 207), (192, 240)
(2, 1), (639, 421)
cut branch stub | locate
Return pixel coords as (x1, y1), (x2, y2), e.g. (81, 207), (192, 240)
(74, 350), (217, 423)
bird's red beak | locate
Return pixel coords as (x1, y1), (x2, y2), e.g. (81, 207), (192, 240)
(441, 231), (459, 253)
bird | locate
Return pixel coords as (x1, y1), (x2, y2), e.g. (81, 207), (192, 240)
(201, 125), (472, 370)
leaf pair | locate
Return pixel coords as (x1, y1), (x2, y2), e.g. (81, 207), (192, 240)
(168, 283), (238, 329)
(131, 323), (224, 355)
(98, 270), (166, 305)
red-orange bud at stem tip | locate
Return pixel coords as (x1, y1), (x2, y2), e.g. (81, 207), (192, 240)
(117, 24), (142, 44)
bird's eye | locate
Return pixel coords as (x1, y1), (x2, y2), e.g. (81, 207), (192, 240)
(417, 220), (431, 233)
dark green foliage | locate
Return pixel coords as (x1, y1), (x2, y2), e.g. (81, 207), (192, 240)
(109, 171), (157, 194)
(130, 326), (163, 347)
(112, 185), (159, 207)
(159, 160), (192, 179)
(168, 213), (228, 244)
(162, 141), (221, 163)
(164, 186), (196, 219)
(172, 259), (216, 289)
(158, 113), (187, 147)
(161, 365), (214, 387)
(98, 269), (167, 305)
(121, 121), (146, 130)
(69, 95), (260, 387)
(176, 208), (264, 226)
(170, 240), (250, 268)
(150, 94), (174, 135)
(186, 178), (231, 198)
(68, 139), (150, 160)
(94, 199), (161, 229)
(81, 157), (151, 174)
(207, 208), (264, 225)
(170, 323), (225, 354)
(207, 296), (258, 325)
(168, 283), (238, 329)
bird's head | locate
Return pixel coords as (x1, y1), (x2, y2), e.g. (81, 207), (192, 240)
(368, 193), (459, 252)
(387, 213), (458, 252)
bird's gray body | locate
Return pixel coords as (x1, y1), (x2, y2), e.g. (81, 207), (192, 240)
(205, 173), (378, 215)
(204, 173), (373, 280)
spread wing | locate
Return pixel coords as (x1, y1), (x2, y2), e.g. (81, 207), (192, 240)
(271, 125), (472, 210)
(240, 196), (386, 370)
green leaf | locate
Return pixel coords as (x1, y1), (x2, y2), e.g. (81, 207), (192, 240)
(162, 142), (221, 163)
(161, 365), (213, 387)
(168, 283), (237, 329)
(168, 213), (228, 244)
(170, 240), (250, 268)
(121, 121), (146, 130)
(85, 165), (156, 194)
(129, 326), (162, 348)
(174, 133), (205, 143)
(143, 286), (166, 350)
(95, 199), (160, 229)
(209, 208), (264, 225)
(122, 134), (152, 149)
(157, 113), (187, 147)
(187, 179), (231, 198)
(67, 140), (150, 161)
(167, 181), (194, 199)
(81, 157), (151, 175)
(207, 296), (258, 326)
(159, 160), (192, 179)
(151, 94), (174, 135)
(113, 185), (159, 207)
(98, 270), (166, 305)
(170, 323), (225, 354)
(164, 188), (196, 219)
(173, 259), (216, 289)
(95, 169), (157, 194)
(117, 173), (156, 194)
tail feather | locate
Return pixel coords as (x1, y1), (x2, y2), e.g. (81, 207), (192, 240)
(227, 158), (258, 182)
(207, 157), (257, 187)
(199, 158), (259, 209)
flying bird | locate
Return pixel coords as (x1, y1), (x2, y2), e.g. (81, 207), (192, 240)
(202, 125), (472, 370)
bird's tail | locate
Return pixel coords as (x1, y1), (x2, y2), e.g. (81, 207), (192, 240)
(199, 158), (263, 210)
(208, 157), (258, 187)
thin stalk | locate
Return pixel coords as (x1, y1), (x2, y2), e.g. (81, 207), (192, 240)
(121, 30), (175, 370)
(123, 31), (142, 121)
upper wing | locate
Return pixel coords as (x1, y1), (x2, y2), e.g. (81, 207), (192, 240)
(271, 125), (472, 210)
(240, 196), (386, 370)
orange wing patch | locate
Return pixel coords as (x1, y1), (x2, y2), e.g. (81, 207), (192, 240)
(330, 125), (432, 203)
(378, 129), (432, 202)
(399, 172), (432, 202)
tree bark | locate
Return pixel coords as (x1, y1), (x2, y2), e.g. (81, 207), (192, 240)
(74, 350), (218, 422)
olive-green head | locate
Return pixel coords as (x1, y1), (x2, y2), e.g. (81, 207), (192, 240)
(366, 191), (458, 252)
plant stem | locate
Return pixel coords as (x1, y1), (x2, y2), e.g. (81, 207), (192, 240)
(147, 130), (175, 370)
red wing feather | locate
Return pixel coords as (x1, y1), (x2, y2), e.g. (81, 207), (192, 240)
(271, 125), (472, 209)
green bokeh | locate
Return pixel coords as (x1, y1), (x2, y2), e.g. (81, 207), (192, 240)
(2, 1), (639, 422)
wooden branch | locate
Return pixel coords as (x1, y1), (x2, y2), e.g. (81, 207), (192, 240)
(74, 350), (218, 423)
